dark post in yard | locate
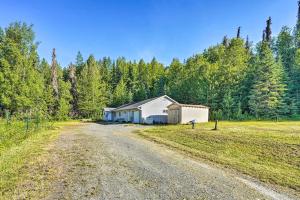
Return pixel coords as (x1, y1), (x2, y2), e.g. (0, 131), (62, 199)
(213, 120), (218, 130)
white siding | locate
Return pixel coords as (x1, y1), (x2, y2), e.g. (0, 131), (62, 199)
(181, 107), (209, 124)
(140, 96), (173, 124)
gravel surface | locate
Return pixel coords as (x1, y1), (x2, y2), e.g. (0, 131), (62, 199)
(46, 123), (297, 200)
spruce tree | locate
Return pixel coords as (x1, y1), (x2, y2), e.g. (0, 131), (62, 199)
(112, 78), (132, 106)
(245, 36), (251, 50)
(266, 17), (272, 42)
(295, 0), (300, 48)
(237, 26), (241, 38)
(277, 27), (297, 115)
(78, 55), (108, 119)
(249, 42), (287, 118)
(75, 51), (84, 75)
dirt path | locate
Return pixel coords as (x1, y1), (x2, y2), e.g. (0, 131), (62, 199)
(41, 123), (297, 200)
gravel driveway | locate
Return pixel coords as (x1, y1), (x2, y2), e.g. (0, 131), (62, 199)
(46, 123), (296, 200)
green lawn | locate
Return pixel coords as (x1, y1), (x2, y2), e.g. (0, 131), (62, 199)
(138, 121), (300, 192)
(0, 120), (79, 199)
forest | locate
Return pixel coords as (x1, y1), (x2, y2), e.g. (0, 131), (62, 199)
(1, 3), (300, 121)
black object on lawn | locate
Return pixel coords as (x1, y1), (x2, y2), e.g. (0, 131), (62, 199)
(213, 120), (218, 130)
(190, 120), (195, 129)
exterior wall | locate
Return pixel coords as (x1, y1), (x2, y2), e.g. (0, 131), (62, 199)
(181, 107), (209, 124)
(140, 97), (174, 124)
(133, 110), (140, 123)
(168, 107), (181, 124)
(113, 109), (140, 123)
(103, 111), (113, 121)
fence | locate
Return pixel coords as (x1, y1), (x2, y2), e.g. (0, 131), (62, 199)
(0, 111), (54, 153)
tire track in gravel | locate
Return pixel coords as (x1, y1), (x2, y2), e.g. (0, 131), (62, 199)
(38, 123), (298, 200)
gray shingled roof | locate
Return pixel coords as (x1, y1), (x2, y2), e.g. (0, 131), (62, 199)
(113, 95), (177, 112)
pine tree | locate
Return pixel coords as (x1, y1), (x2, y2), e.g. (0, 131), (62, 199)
(277, 27), (297, 115)
(112, 78), (132, 106)
(237, 26), (241, 38)
(78, 55), (108, 119)
(0, 27), (4, 43)
(293, 0), (300, 114)
(266, 17), (272, 42)
(75, 51), (84, 75)
(249, 42), (287, 118)
(295, 0), (300, 48)
(245, 36), (251, 50)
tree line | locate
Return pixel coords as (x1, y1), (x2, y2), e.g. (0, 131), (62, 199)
(1, 2), (300, 120)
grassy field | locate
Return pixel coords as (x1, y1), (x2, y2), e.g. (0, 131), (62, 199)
(0, 120), (79, 198)
(138, 121), (300, 192)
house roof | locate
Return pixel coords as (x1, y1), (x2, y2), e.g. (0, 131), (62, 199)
(103, 107), (116, 112)
(168, 103), (209, 109)
(113, 95), (177, 112)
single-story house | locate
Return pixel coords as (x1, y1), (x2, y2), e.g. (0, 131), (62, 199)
(111, 95), (177, 124)
(103, 95), (209, 124)
(168, 103), (209, 124)
(103, 107), (115, 121)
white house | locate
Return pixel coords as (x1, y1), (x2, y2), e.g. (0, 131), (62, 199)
(104, 95), (177, 124)
(167, 103), (209, 124)
(103, 95), (209, 124)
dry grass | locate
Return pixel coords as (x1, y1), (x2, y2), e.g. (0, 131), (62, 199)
(138, 121), (300, 192)
(0, 120), (80, 199)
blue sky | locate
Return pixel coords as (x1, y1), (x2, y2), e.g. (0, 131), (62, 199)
(0, 0), (297, 67)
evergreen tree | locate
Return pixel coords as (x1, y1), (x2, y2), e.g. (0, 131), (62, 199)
(112, 78), (132, 106)
(166, 58), (184, 101)
(249, 42), (287, 118)
(75, 51), (84, 75)
(295, 0), (300, 48)
(277, 27), (297, 115)
(78, 55), (108, 119)
(245, 36), (251, 51)
(266, 17), (272, 42)
(237, 26), (241, 38)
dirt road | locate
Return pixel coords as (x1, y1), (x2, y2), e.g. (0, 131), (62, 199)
(42, 123), (296, 200)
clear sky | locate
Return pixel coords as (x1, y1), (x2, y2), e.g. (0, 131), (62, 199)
(0, 0), (298, 67)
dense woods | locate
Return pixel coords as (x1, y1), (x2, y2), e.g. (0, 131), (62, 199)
(1, 2), (300, 120)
